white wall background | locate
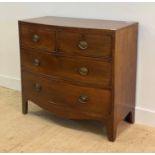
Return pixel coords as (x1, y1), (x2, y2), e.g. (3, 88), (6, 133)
(0, 2), (155, 127)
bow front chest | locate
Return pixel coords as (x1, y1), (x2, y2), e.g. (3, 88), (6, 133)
(18, 16), (138, 141)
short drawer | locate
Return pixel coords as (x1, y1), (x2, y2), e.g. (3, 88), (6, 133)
(21, 49), (112, 89)
(57, 30), (112, 58)
(22, 71), (111, 118)
(19, 23), (55, 51)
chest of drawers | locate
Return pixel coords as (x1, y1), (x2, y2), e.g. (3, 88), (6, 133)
(18, 16), (138, 141)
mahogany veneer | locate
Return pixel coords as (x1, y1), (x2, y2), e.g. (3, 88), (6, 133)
(18, 16), (138, 141)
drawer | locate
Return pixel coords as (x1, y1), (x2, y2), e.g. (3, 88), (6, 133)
(21, 49), (112, 89)
(22, 71), (111, 118)
(19, 23), (55, 51)
(57, 31), (112, 58)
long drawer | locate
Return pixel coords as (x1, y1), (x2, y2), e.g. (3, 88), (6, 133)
(22, 71), (112, 118)
(21, 49), (112, 89)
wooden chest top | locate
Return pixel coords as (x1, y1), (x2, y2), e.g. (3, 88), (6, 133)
(20, 16), (137, 30)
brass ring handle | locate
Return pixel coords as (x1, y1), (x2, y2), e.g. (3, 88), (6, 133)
(78, 95), (88, 104)
(34, 83), (42, 92)
(78, 41), (88, 50)
(79, 67), (88, 76)
(32, 34), (40, 42)
(33, 58), (40, 66)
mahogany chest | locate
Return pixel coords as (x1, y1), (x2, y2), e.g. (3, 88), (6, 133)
(18, 16), (138, 141)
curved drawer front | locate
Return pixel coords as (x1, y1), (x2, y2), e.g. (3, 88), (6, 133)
(57, 30), (112, 58)
(22, 71), (111, 118)
(20, 23), (55, 51)
(21, 49), (112, 89)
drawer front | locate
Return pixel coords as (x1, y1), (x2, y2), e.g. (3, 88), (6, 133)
(22, 71), (111, 118)
(57, 31), (112, 58)
(19, 23), (55, 51)
(21, 49), (112, 89)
